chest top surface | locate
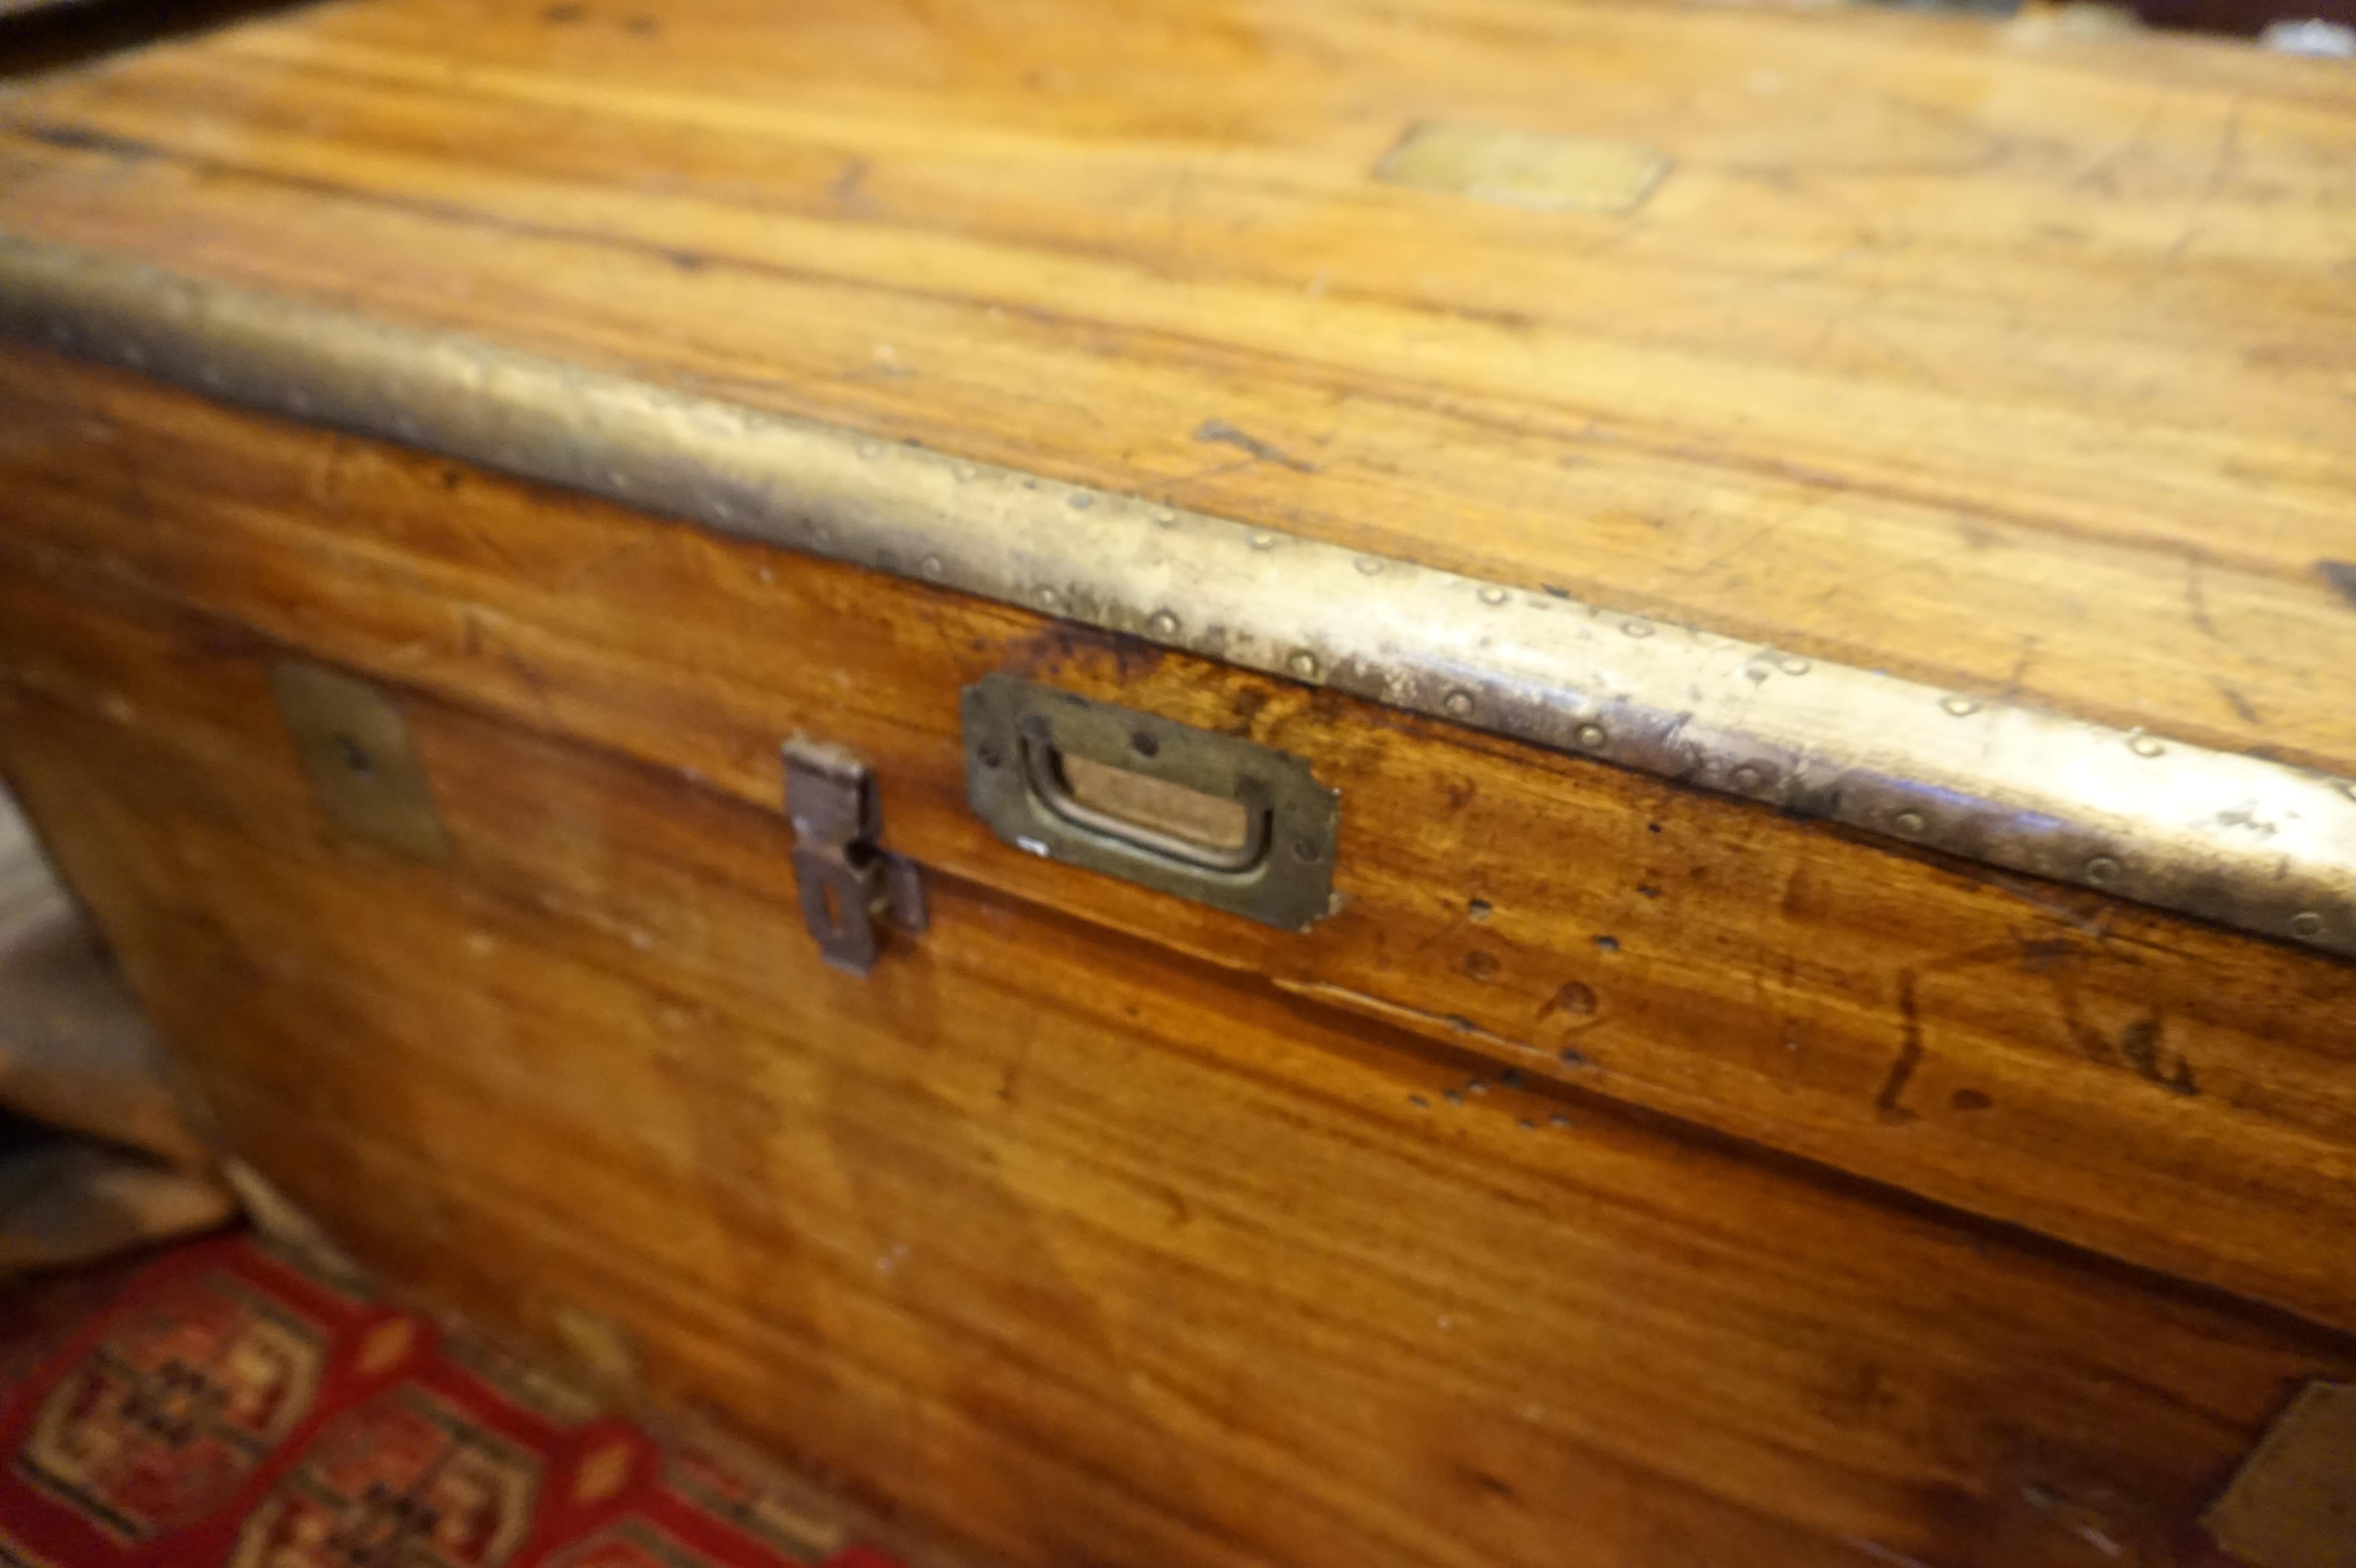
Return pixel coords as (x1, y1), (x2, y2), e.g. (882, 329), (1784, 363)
(1, 0), (2354, 958)
(3, 0), (2352, 770)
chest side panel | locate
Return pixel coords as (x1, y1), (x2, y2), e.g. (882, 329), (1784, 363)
(5, 479), (2355, 1568)
(3, 348), (2353, 1342)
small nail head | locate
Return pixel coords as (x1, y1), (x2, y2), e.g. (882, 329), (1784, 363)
(1574, 723), (1607, 748)
(1287, 650), (1320, 679)
(1894, 810), (1926, 836)
(1779, 656), (1811, 676)
(1444, 689), (1475, 718)
(1249, 532), (1277, 551)
(1623, 620), (1653, 638)
(2129, 736), (2164, 758)
(1069, 491), (1093, 509)
(1479, 585), (1508, 605)
(953, 462), (978, 481)
(1731, 765), (1764, 791)
(1037, 587), (1061, 610)
(2085, 856), (2122, 886)
(2290, 911), (2327, 941)
(921, 554), (944, 578)
(1146, 610), (1180, 637)
(1153, 508), (1178, 525)
(1356, 557), (1384, 575)
(1941, 696), (1979, 717)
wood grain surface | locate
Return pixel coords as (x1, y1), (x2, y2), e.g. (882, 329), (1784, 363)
(2, 0), (2353, 777)
(0, 496), (2319, 1568)
(5, 350), (2355, 1350)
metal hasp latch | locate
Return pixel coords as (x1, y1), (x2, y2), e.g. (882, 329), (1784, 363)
(782, 738), (927, 975)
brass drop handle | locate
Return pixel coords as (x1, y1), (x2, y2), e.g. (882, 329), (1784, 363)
(1016, 728), (1271, 875)
(963, 675), (1340, 932)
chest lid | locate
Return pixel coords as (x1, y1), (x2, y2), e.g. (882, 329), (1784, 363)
(1, 0), (2353, 952)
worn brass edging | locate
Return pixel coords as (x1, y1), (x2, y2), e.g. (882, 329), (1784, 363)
(3, 233), (2352, 958)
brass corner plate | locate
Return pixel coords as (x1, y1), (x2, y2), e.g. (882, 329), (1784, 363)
(962, 674), (1338, 932)
(1373, 122), (1670, 215)
(2205, 1381), (2356, 1568)
(271, 659), (449, 863)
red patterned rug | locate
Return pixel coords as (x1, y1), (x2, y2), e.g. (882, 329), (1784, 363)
(0, 1232), (909, 1568)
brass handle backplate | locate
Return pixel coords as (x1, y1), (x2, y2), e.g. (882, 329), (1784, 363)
(961, 674), (1339, 931)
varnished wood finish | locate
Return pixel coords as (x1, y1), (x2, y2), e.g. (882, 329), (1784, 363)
(4, 8), (2354, 1556)
(0, 499), (2328, 1568)
(5, 351), (2356, 1346)
(2, 0), (2354, 778)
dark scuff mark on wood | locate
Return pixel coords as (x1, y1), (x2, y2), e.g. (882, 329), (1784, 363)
(1536, 980), (1598, 1024)
(2118, 1015), (2197, 1097)
(2026, 937), (2201, 1098)
(1875, 971), (1924, 1124)
(18, 122), (155, 161)
(827, 156), (871, 210)
(1000, 621), (1170, 689)
(2212, 678), (2262, 726)
(1462, 1466), (1520, 1501)
(2319, 560), (2356, 610)
(1194, 419), (1318, 473)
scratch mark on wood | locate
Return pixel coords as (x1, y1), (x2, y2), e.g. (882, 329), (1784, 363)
(1973, 872), (2114, 941)
(2184, 554), (2220, 640)
(2000, 637), (2039, 703)
(1276, 978), (1617, 1088)
(2165, 94), (2245, 262)
(1874, 970), (1923, 1124)
(1194, 419), (1318, 473)
(2212, 678), (2262, 726)
(1848, 1540), (1937, 1568)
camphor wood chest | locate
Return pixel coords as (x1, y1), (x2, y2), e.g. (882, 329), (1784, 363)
(3, 0), (2355, 1562)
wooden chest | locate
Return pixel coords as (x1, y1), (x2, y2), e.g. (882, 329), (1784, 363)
(2, 0), (2354, 1562)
